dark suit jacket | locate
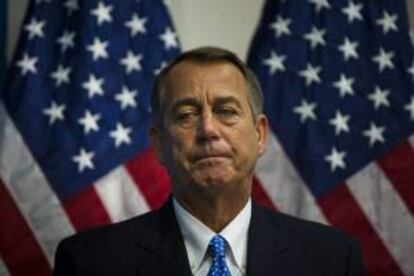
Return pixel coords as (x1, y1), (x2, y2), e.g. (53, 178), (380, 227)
(53, 199), (365, 275)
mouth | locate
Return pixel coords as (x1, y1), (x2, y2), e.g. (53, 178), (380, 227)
(195, 156), (228, 162)
(191, 153), (233, 167)
(192, 156), (231, 170)
(192, 152), (231, 162)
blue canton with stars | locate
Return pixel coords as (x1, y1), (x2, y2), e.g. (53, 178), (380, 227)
(248, 0), (414, 197)
(2, 0), (180, 199)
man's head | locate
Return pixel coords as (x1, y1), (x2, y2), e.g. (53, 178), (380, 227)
(151, 47), (264, 125)
(150, 46), (268, 202)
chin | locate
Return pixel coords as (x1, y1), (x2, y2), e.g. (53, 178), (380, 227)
(193, 171), (235, 188)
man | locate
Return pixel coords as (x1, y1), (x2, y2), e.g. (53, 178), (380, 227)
(53, 47), (365, 275)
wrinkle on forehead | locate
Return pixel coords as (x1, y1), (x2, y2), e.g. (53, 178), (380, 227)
(163, 61), (249, 110)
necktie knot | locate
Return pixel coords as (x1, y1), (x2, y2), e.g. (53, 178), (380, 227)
(207, 235), (231, 276)
(208, 235), (227, 258)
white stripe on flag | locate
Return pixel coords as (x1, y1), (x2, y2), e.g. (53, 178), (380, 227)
(409, 134), (414, 148)
(0, 103), (75, 264)
(255, 133), (328, 224)
(347, 162), (414, 276)
(94, 166), (150, 223)
(0, 257), (10, 276)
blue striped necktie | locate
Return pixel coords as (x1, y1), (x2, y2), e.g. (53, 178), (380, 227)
(207, 235), (231, 276)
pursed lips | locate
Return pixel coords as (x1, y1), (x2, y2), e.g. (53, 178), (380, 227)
(191, 152), (232, 163)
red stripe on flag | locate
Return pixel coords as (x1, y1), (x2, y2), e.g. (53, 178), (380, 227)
(62, 185), (111, 232)
(252, 176), (277, 211)
(0, 177), (51, 276)
(125, 149), (171, 210)
(318, 183), (403, 276)
(377, 140), (414, 214)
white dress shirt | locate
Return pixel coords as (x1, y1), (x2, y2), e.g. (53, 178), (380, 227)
(173, 198), (252, 276)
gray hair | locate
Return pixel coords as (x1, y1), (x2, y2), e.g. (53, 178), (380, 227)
(151, 46), (264, 126)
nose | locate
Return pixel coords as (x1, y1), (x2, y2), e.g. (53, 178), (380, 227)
(197, 111), (220, 143)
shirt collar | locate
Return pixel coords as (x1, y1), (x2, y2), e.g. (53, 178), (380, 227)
(173, 198), (252, 273)
(220, 199), (251, 271)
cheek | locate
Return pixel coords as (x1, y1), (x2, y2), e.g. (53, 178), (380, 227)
(165, 131), (194, 163)
(227, 127), (260, 162)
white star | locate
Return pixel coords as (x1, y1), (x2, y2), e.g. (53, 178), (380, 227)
(404, 96), (414, 120)
(293, 99), (317, 123)
(124, 13), (147, 37)
(78, 110), (101, 134)
(342, 1), (363, 23)
(338, 37), (359, 61)
(329, 111), (350, 135)
(325, 147), (347, 172)
(372, 47), (394, 72)
(72, 148), (95, 172)
(333, 73), (355, 98)
(303, 26), (326, 49)
(82, 74), (105, 98)
(64, 0), (79, 15)
(154, 61), (168, 75)
(120, 50), (142, 74)
(50, 64), (71, 87)
(270, 15), (291, 38)
(367, 86), (390, 110)
(298, 63), (321, 86)
(263, 51), (286, 75)
(376, 11), (398, 35)
(90, 1), (113, 25)
(24, 18), (45, 39)
(115, 86), (138, 109)
(363, 122), (386, 147)
(407, 61), (414, 81)
(43, 101), (66, 125)
(16, 53), (38, 75)
(109, 123), (132, 147)
(56, 30), (75, 53)
(159, 27), (179, 50)
(86, 37), (109, 61)
(309, 0), (331, 12)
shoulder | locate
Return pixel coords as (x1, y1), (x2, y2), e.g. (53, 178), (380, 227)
(248, 205), (366, 275)
(58, 209), (157, 251)
(269, 208), (349, 239)
(254, 205), (361, 256)
(53, 208), (162, 274)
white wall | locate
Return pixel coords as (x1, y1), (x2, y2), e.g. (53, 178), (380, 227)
(6, 0), (414, 62)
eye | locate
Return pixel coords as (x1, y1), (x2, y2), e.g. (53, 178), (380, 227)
(217, 107), (238, 116)
(215, 106), (240, 124)
(173, 109), (199, 125)
(176, 112), (195, 121)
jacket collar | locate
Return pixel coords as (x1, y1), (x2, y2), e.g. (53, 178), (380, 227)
(135, 198), (193, 276)
(246, 202), (291, 275)
(134, 198), (291, 276)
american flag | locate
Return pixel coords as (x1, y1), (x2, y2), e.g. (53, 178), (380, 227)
(248, 0), (414, 275)
(0, 0), (179, 275)
(2, 0), (414, 275)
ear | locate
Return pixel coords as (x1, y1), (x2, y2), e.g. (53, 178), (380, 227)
(255, 114), (269, 156)
(150, 125), (165, 165)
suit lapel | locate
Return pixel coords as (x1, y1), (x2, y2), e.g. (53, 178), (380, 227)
(134, 199), (192, 276)
(246, 203), (292, 275)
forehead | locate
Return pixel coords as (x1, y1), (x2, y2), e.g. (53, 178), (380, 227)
(163, 60), (249, 101)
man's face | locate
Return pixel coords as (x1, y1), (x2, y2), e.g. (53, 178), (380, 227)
(151, 61), (268, 197)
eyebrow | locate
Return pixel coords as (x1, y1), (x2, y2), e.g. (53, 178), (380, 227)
(171, 98), (201, 113)
(214, 96), (242, 109)
(171, 96), (243, 112)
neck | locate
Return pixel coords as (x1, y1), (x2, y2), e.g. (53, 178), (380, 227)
(174, 187), (250, 233)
